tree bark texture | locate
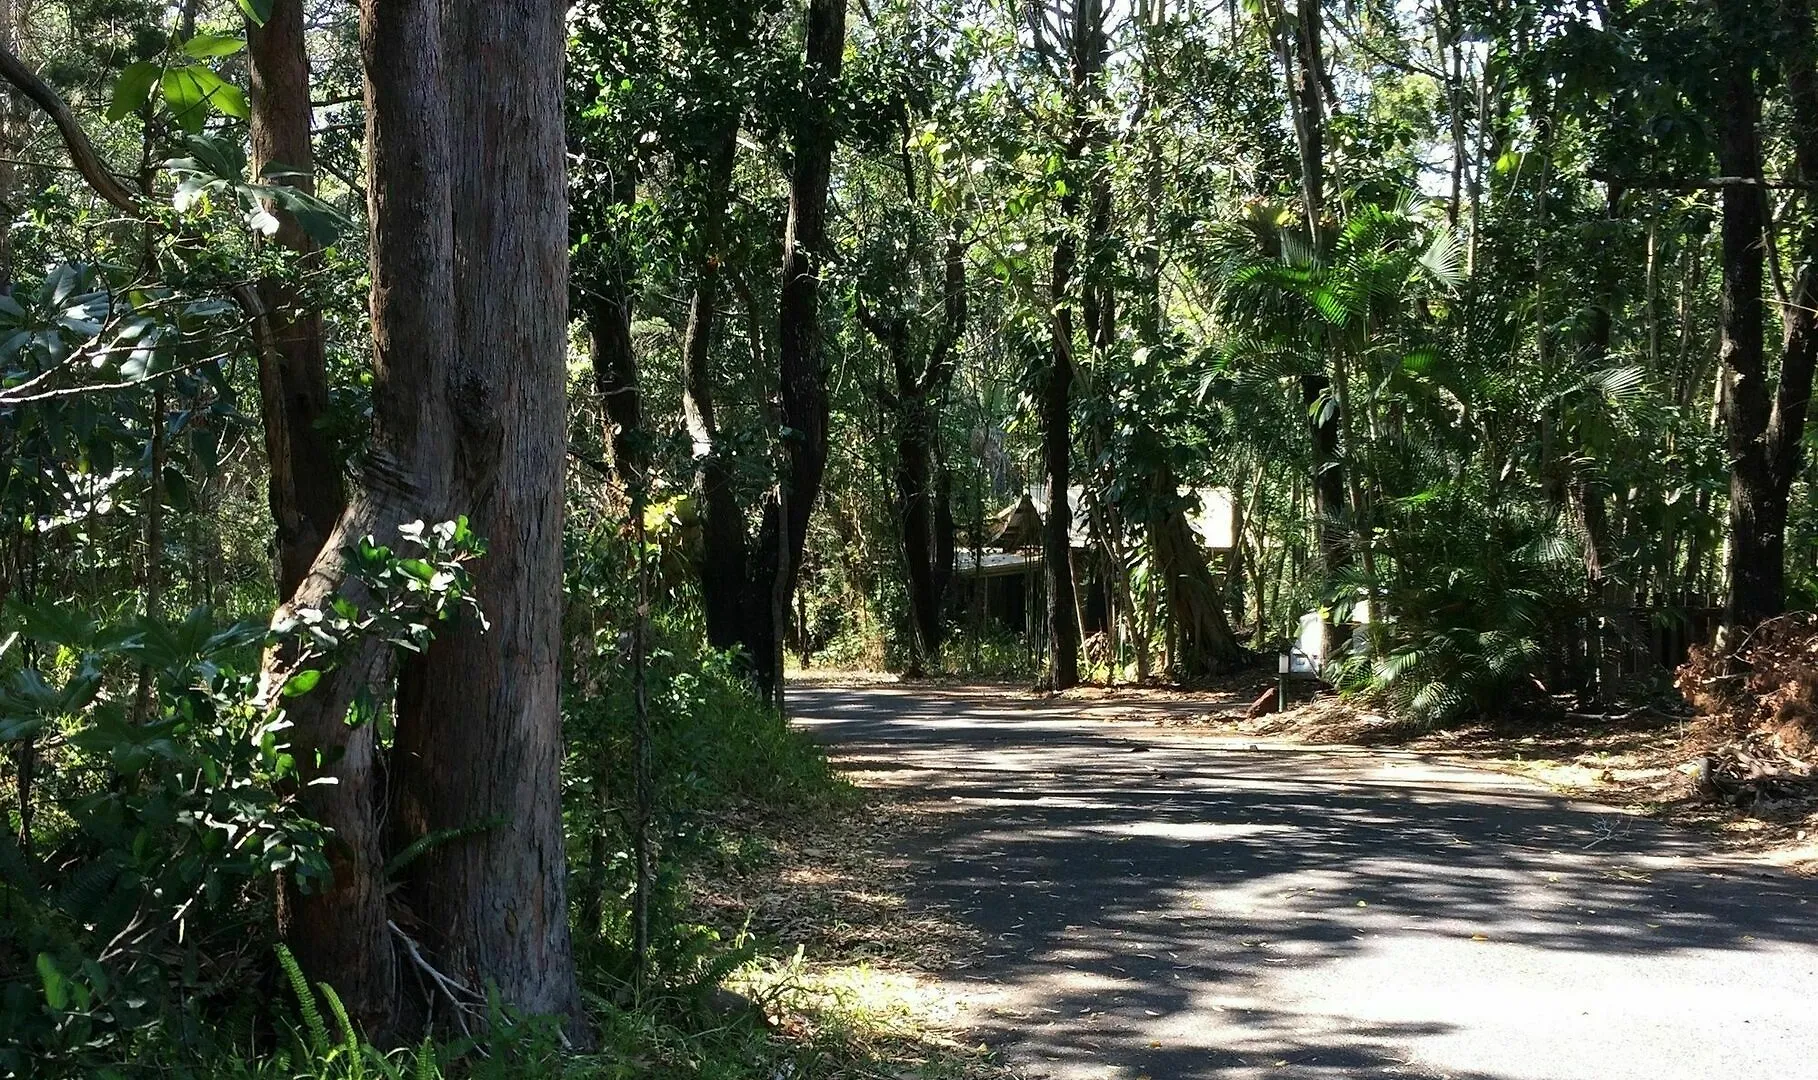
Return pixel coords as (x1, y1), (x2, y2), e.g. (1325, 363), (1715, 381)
(388, 0), (581, 1025)
(272, 0), (581, 1034)
(270, 0), (459, 1033)
(248, 0), (345, 595)
(1148, 472), (1245, 679)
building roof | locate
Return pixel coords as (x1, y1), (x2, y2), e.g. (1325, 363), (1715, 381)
(989, 484), (1235, 551)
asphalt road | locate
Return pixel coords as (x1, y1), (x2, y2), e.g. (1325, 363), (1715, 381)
(789, 683), (1818, 1080)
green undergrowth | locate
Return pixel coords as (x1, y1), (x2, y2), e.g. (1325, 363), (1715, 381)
(8, 627), (986, 1078)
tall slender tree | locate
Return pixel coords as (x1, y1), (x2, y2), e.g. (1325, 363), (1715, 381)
(1715, 0), (1818, 630)
(388, 0), (582, 1024)
(247, 0), (345, 595)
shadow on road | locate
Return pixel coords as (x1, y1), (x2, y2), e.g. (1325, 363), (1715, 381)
(791, 684), (1818, 1080)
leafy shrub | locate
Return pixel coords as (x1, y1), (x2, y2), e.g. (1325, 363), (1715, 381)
(1326, 497), (1565, 727)
(0, 605), (326, 1073)
(0, 521), (488, 1075)
(561, 519), (846, 997)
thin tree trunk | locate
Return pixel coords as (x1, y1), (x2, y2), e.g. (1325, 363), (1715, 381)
(132, 384), (167, 725)
(744, 0), (846, 701)
(1444, 0), (1465, 228)
(1715, 0), (1779, 629)
(1040, 0), (1109, 691)
(587, 151), (642, 505)
(1284, 0), (1346, 648)
(249, 0), (345, 595)
(680, 112), (749, 659)
(1043, 209), (1081, 689)
(869, 233), (967, 673)
(0, 0), (16, 292)
(896, 358), (940, 673)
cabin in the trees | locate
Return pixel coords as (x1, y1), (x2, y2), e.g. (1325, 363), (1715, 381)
(950, 485), (1235, 655)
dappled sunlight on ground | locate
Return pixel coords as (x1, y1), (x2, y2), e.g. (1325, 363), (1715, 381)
(793, 683), (1818, 1080)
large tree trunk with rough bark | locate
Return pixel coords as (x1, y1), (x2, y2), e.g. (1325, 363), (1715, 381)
(1148, 472), (1245, 680)
(1714, 12), (1772, 629)
(269, 0), (457, 1033)
(247, 0), (345, 595)
(388, 0), (581, 1026)
(269, 0), (581, 1036)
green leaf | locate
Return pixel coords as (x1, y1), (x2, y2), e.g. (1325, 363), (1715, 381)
(160, 67), (211, 133)
(265, 185), (348, 245)
(235, 0), (276, 24)
(181, 34), (247, 59)
(108, 61), (162, 121)
(282, 669), (323, 698)
(36, 953), (68, 1010)
(161, 66), (246, 131)
(211, 80), (250, 121)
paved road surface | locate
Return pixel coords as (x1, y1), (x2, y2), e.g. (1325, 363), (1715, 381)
(790, 684), (1817, 1080)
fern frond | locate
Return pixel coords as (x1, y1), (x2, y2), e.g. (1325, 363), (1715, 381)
(383, 815), (508, 879)
(276, 944), (331, 1057)
(415, 1036), (438, 1080)
(320, 980), (364, 1080)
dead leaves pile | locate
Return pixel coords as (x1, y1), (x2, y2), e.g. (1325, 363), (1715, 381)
(678, 795), (1010, 1079)
(684, 796), (982, 972)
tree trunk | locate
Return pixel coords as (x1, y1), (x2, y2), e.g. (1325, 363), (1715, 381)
(271, 0), (459, 1031)
(0, 0), (16, 292)
(1149, 471), (1244, 680)
(1043, 212), (1081, 690)
(1715, 0), (1778, 629)
(248, 0), (345, 595)
(895, 344), (940, 675)
(932, 450), (955, 639)
(870, 236), (967, 675)
(1040, 0), (1109, 691)
(389, 0), (581, 1026)
(1285, 0), (1347, 646)
(894, 382), (957, 673)
(745, 0), (846, 701)
(679, 110), (750, 659)
(586, 150), (642, 505)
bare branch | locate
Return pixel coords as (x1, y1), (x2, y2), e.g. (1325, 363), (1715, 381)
(0, 44), (140, 212)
